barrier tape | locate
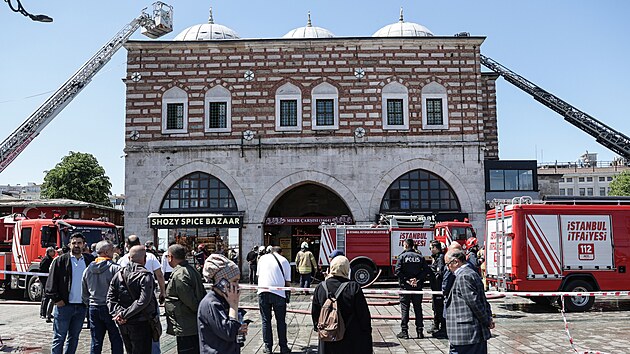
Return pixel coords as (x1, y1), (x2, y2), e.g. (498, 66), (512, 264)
(559, 296), (609, 354)
(0, 270), (48, 277)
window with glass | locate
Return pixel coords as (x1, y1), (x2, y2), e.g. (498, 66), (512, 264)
(489, 169), (534, 191)
(567, 188), (574, 196)
(316, 99), (335, 126)
(586, 177), (593, 182)
(160, 172), (237, 213)
(608, 176), (613, 181)
(566, 177), (573, 182)
(426, 98), (443, 125)
(386, 99), (404, 126)
(560, 189), (566, 195)
(579, 177), (585, 182)
(587, 188), (593, 196)
(208, 102), (227, 129)
(599, 176), (606, 182)
(279, 100), (298, 127)
(166, 103), (184, 130)
(600, 187), (606, 196)
(579, 188), (586, 196)
(380, 169), (460, 213)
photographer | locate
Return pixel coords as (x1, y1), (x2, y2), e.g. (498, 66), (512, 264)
(198, 254), (248, 354)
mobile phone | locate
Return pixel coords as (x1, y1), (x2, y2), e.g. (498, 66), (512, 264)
(215, 278), (230, 293)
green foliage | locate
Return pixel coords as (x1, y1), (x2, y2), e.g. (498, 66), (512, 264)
(609, 170), (630, 197)
(41, 151), (112, 206)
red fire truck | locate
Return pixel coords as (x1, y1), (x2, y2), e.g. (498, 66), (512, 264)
(0, 215), (119, 301)
(319, 215), (475, 286)
(486, 197), (630, 311)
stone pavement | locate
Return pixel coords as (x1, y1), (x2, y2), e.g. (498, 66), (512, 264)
(1, 290), (630, 353)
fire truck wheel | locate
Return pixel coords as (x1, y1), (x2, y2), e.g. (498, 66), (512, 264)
(27, 276), (43, 302)
(561, 279), (595, 312)
(351, 264), (374, 286)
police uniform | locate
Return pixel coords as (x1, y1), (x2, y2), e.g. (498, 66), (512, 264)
(394, 248), (430, 338)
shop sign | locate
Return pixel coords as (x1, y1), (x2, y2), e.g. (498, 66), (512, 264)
(264, 215), (353, 226)
(149, 215), (242, 228)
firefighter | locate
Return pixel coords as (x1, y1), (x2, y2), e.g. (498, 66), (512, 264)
(395, 238), (430, 339)
(465, 237), (481, 274)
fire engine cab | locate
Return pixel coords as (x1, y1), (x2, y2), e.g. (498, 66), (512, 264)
(319, 215), (475, 286)
(0, 215), (119, 301)
(486, 196), (630, 311)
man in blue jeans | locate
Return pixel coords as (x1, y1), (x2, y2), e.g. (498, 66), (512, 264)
(257, 246), (291, 354)
(82, 240), (123, 354)
(46, 233), (95, 354)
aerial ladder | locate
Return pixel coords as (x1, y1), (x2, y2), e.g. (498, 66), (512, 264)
(0, 2), (173, 174)
(480, 54), (630, 160)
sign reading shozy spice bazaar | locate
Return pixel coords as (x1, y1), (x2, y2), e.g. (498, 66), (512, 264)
(149, 214), (242, 228)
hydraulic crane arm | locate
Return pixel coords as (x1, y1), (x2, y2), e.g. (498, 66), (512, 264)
(0, 2), (173, 174)
(480, 54), (630, 160)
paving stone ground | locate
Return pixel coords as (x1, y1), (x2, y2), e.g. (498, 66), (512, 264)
(1, 289), (629, 353)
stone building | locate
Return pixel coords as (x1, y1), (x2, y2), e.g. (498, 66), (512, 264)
(123, 10), (499, 265)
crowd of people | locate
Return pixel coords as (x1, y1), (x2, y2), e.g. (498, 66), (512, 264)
(40, 232), (491, 354)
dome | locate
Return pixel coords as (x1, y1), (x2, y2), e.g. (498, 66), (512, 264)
(373, 8), (433, 37)
(174, 8), (240, 40)
(283, 12), (334, 39)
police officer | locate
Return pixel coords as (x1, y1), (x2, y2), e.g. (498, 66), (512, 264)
(395, 238), (430, 339)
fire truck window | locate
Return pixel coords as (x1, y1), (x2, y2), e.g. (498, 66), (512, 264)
(20, 228), (32, 245)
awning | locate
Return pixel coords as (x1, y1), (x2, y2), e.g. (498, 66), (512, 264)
(148, 213), (243, 229)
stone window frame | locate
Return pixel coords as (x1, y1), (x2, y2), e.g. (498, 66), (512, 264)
(381, 82), (410, 130)
(421, 82), (449, 130)
(161, 87), (188, 134)
(275, 83), (302, 132)
(311, 82), (339, 130)
(205, 86), (232, 133)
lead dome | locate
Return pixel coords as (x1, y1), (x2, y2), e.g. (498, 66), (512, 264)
(373, 8), (433, 37)
(283, 12), (334, 39)
(174, 8), (240, 40)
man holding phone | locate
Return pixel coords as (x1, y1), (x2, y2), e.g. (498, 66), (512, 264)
(164, 244), (206, 354)
(199, 254), (248, 353)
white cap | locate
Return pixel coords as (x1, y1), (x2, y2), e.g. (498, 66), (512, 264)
(301, 242), (309, 249)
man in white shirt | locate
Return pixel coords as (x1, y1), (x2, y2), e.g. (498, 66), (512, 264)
(257, 246), (291, 354)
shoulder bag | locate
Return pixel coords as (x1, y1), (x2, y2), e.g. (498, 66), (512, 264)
(271, 254), (291, 304)
(120, 270), (162, 341)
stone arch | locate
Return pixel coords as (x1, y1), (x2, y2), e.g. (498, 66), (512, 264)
(251, 171), (365, 224)
(421, 76), (451, 93)
(376, 76), (409, 94)
(157, 81), (191, 96)
(270, 78), (306, 96)
(368, 158), (473, 218)
(148, 160), (248, 218)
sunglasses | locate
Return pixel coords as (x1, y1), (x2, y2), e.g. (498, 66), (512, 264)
(446, 259), (458, 266)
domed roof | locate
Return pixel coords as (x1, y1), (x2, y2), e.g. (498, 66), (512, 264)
(174, 8), (240, 40)
(373, 8), (433, 37)
(283, 12), (334, 39)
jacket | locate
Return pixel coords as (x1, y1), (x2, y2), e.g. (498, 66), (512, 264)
(38, 254), (54, 281)
(311, 276), (372, 354)
(165, 260), (206, 336)
(430, 252), (445, 291)
(198, 289), (242, 354)
(395, 249), (430, 290)
(82, 259), (121, 306)
(445, 265), (492, 346)
(45, 252), (94, 304)
(107, 263), (158, 324)
(295, 250), (317, 275)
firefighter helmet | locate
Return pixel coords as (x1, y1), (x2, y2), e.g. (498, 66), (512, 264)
(465, 237), (478, 249)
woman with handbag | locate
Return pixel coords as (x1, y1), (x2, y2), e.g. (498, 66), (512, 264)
(198, 254), (249, 354)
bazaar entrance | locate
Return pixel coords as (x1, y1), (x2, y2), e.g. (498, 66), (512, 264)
(264, 183), (352, 264)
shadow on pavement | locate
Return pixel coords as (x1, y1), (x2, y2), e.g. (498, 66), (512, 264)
(373, 342), (400, 348)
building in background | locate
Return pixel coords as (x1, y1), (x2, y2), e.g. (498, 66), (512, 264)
(484, 160), (539, 208)
(0, 183), (41, 200)
(538, 153), (630, 198)
(123, 9), (500, 267)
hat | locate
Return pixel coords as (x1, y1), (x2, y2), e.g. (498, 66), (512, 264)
(329, 249), (344, 259)
(203, 254), (240, 283)
(198, 244), (205, 250)
(329, 256), (350, 279)
(258, 246), (266, 253)
(301, 242), (309, 249)
(266, 245), (273, 253)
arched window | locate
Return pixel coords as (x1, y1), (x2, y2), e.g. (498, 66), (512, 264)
(381, 82), (409, 130)
(311, 82), (339, 130)
(161, 87), (188, 134)
(160, 172), (237, 213)
(205, 86), (232, 133)
(380, 169), (460, 213)
(421, 82), (449, 130)
(275, 83), (302, 131)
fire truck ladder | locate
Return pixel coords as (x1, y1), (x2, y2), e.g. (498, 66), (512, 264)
(0, 2), (173, 174)
(494, 203), (509, 291)
(480, 54), (630, 160)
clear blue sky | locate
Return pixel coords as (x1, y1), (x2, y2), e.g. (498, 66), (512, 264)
(1, 0), (628, 194)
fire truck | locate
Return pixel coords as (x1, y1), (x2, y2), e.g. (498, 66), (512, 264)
(319, 215), (475, 286)
(486, 196), (630, 311)
(0, 215), (120, 301)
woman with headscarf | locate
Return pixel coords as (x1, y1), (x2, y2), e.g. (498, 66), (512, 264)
(198, 254), (248, 354)
(311, 256), (373, 354)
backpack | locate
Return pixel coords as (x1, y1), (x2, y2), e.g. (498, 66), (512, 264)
(317, 280), (350, 342)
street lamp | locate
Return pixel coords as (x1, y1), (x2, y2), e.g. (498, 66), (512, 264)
(4, 0), (53, 23)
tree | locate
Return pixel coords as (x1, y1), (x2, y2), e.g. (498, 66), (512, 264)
(609, 170), (630, 196)
(41, 151), (112, 206)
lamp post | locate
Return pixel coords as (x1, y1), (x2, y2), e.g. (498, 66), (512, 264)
(4, 0), (53, 23)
